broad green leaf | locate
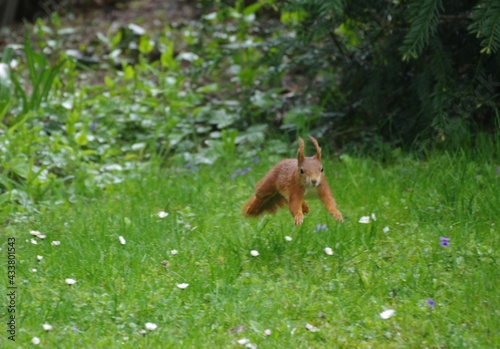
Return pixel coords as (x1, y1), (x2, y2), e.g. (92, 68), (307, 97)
(139, 35), (154, 54)
(124, 65), (135, 80)
(8, 155), (30, 178)
(111, 30), (122, 47)
(243, 2), (262, 16)
(104, 76), (114, 88)
(196, 83), (219, 93)
(75, 131), (88, 146)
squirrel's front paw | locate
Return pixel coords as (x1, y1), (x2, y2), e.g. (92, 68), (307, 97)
(294, 214), (304, 226)
(330, 210), (343, 222)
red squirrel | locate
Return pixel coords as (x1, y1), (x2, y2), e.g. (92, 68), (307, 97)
(243, 136), (343, 225)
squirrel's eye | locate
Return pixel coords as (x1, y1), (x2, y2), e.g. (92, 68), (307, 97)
(300, 168), (304, 174)
(321, 168), (324, 172)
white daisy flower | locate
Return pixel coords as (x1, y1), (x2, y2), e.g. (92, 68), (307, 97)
(383, 226), (390, 233)
(284, 236), (292, 241)
(145, 322), (157, 331)
(250, 250), (259, 257)
(37, 255), (43, 261)
(37, 234), (46, 239)
(176, 283), (189, 289)
(30, 238), (38, 245)
(380, 309), (395, 319)
(51, 241), (61, 246)
(371, 213), (377, 221)
(358, 216), (370, 224)
(65, 278), (77, 285)
(42, 323), (53, 331)
(118, 236), (126, 245)
(157, 211), (169, 218)
(31, 337), (41, 345)
(237, 338), (250, 345)
(324, 247), (333, 255)
(264, 329), (272, 336)
(305, 323), (319, 332)
(30, 268), (37, 272)
(170, 249), (178, 255)
(30, 230), (42, 236)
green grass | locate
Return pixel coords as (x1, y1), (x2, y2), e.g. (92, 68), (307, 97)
(2, 153), (499, 348)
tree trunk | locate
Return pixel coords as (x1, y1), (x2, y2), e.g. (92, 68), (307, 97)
(0, 0), (20, 28)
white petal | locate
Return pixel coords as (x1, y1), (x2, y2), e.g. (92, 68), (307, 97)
(204, 12), (217, 20)
(237, 338), (250, 345)
(170, 249), (178, 255)
(42, 323), (53, 331)
(371, 213), (377, 221)
(37, 255), (43, 261)
(65, 278), (77, 285)
(128, 23), (146, 35)
(250, 250), (259, 257)
(324, 247), (333, 255)
(305, 323), (319, 332)
(62, 100), (73, 110)
(176, 283), (189, 289)
(383, 226), (390, 233)
(284, 236), (292, 241)
(264, 329), (272, 336)
(30, 230), (42, 236)
(30, 239), (38, 244)
(118, 236), (126, 245)
(178, 52), (199, 62)
(37, 234), (46, 239)
(51, 240), (61, 246)
(0, 62), (9, 80)
(30, 268), (37, 272)
(157, 211), (169, 218)
(358, 216), (371, 224)
(145, 322), (157, 331)
(31, 337), (41, 345)
(380, 309), (395, 319)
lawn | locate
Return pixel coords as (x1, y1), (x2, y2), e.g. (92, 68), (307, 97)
(3, 152), (499, 348)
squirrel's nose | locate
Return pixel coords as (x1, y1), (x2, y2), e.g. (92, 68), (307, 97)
(311, 179), (318, 186)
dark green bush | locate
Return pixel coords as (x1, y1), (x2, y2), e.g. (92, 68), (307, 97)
(251, 0), (500, 153)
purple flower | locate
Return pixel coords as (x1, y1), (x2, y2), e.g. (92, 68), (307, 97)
(252, 157), (259, 165)
(313, 224), (327, 233)
(427, 298), (435, 308)
(232, 167), (251, 178)
(185, 163), (199, 172)
(231, 169), (242, 179)
(439, 236), (450, 247)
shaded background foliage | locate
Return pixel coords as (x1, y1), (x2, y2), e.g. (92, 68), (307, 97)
(2, 0), (499, 152)
(260, 0), (500, 153)
(0, 0), (499, 221)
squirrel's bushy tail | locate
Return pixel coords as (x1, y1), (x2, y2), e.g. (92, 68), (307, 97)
(242, 194), (287, 217)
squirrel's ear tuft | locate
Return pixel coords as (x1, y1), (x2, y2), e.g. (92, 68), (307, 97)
(309, 136), (321, 161)
(297, 137), (305, 163)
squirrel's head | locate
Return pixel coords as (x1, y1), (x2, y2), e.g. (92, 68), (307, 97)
(297, 136), (323, 188)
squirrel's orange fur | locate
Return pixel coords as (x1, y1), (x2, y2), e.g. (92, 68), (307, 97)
(243, 136), (343, 225)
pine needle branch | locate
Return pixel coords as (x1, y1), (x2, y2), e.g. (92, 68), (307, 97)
(399, 0), (443, 61)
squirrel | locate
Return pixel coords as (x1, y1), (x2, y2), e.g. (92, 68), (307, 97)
(242, 136), (343, 226)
